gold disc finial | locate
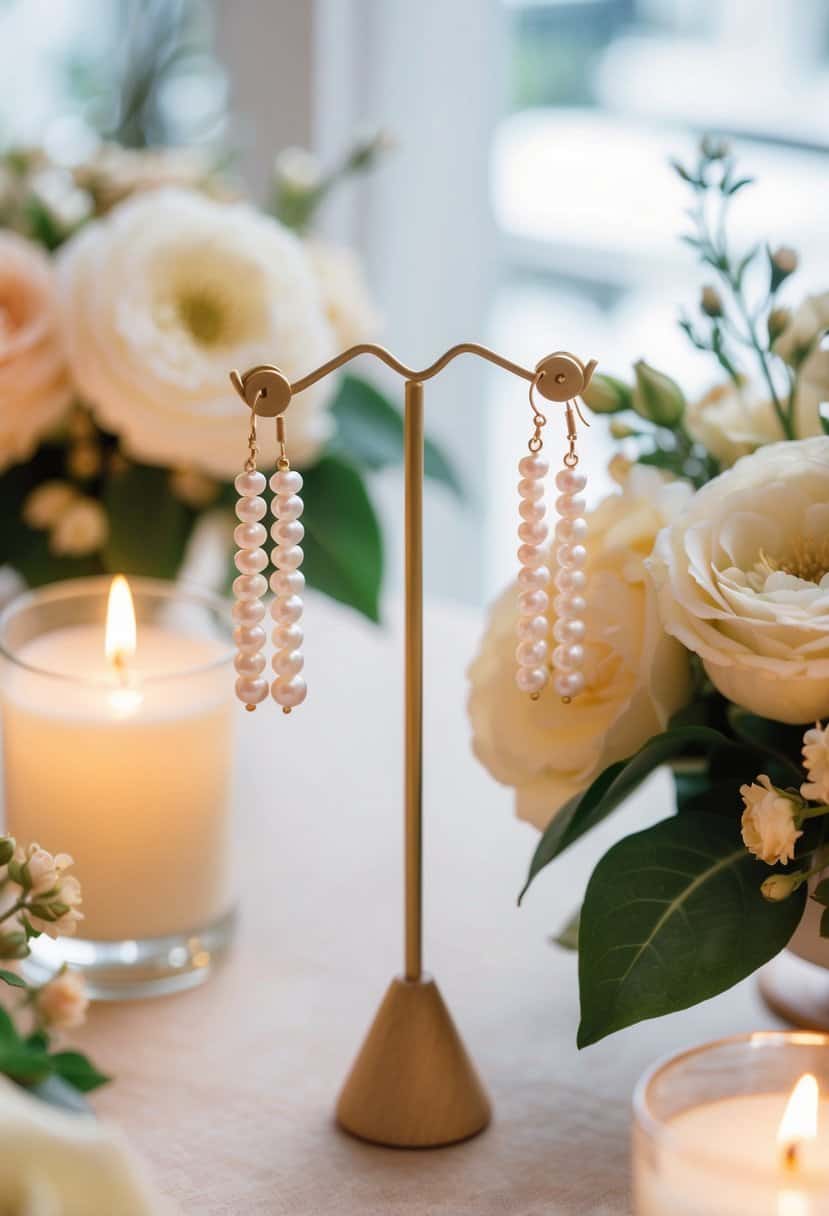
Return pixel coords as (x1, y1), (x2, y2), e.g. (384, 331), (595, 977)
(230, 365), (292, 417)
(534, 352), (597, 402)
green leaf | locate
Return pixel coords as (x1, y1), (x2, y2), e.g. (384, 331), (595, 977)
(0, 1010), (54, 1084)
(727, 708), (804, 782)
(300, 455), (383, 622)
(577, 814), (806, 1047)
(50, 1050), (110, 1094)
(554, 908), (580, 951)
(813, 880), (829, 907)
(819, 404), (829, 437)
(103, 463), (197, 579)
(0, 970), (26, 989)
(330, 375), (462, 496)
(519, 726), (731, 904)
(0, 1009), (18, 1041)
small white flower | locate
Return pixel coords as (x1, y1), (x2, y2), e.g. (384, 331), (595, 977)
(22, 481), (77, 530)
(273, 147), (323, 193)
(14, 844), (60, 897)
(740, 775), (802, 865)
(36, 970), (89, 1031)
(50, 498), (108, 557)
(802, 723), (829, 803)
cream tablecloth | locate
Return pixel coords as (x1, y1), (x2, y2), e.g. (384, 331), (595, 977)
(70, 595), (784, 1215)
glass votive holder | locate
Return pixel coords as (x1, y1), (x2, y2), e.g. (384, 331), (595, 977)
(633, 1032), (829, 1216)
(0, 576), (235, 999)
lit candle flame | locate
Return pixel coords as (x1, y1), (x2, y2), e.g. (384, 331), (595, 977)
(778, 1073), (819, 1173)
(105, 575), (136, 676)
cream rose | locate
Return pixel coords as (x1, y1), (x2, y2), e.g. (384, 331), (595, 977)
(774, 292), (829, 432)
(740, 776), (802, 864)
(35, 970), (89, 1031)
(306, 240), (380, 350)
(0, 232), (72, 468)
(686, 381), (782, 465)
(57, 188), (335, 478)
(468, 467), (693, 829)
(650, 436), (829, 724)
(802, 723), (829, 803)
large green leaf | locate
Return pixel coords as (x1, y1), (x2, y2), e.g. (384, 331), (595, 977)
(50, 1050), (110, 1093)
(519, 726), (732, 904)
(300, 455), (383, 622)
(577, 814), (805, 1047)
(330, 375), (462, 496)
(103, 464), (197, 579)
(727, 707), (804, 782)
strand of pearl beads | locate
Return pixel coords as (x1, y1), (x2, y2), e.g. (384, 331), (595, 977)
(552, 465), (588, 702)
(233, 469), (269, 710)
(269, 468), (308, 713)
(516, 452), (551, 698)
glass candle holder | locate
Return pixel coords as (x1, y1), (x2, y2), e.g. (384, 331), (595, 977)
(0, 576), (235, 999)
(633, 1032), (829, 1216)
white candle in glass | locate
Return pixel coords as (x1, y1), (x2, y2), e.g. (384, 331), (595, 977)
(1, 576), (234, 944)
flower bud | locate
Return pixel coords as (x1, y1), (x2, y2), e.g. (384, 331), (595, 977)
(632, 360), (685, 427)
(761, 872), (805, 903)
(769, 246), (798, 292)
(700, 134), (729, 161)
(609, 418), (638, 440)
(0, 931), (29, 960)
(767, 306), (792, 344)
(0, 836), (14, 866)
(700, 285), (723, 318)
(582, 374), (632, 415)
(608, 453), (633, 485)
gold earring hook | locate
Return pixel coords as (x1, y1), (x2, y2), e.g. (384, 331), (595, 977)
(527, 372), (547, 453)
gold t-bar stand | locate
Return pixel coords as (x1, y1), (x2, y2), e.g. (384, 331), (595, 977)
(230, 343), (596, 1148)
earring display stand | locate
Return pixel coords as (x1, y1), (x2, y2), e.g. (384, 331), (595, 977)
(230, 343), (595, 1149)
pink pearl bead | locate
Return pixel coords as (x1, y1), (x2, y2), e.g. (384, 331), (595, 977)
(235, 651), (266, 676)
(274, 545), (303, 572)
(518, 478), (545, 502)
(272, 649), (304, 677)
(516, 639), (548, 667)
(517, 614), (548, 641)
(270, 469), (303, 495)
(272, 623), (303, 650)
(554, 593), (587, 619)
(519, 499), (545, 523)
(553, 643), (584, 670)
(235, 675), (268, 705)
(516, 666), (547, 694)
(518, 565), (550, 591)
(272, 675), (308, 708)
(557, 543), (587, 569)
(275, 493), (303, 521)
(554, 517), (588, 544)
(518, 520), (548, 545)
(517, 543), (545, 568)
(555, 468), (587, 494)
(234, 547), (268, 575)
(235, 470), (266, 497)
(554, 618), (586, 644)
(555, 568), (587, 593)
(232, 573), (267, 600)
(234, 522), (267, 550)
(270, 569), (305, 597)
(556, 494), (587, 519)
(234, 623), (266, 651)
(271, 519), (305, 547)
(273, 594), (303, 624)
(554, 670), (585, 699)
(519, 589), (549, 616)
(235, 495), (266, 523)
(518, 455), (549, 480)
(233, 599), (265, 625)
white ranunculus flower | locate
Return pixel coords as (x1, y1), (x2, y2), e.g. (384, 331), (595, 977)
(306, 240), (380, 350)
(0, 232), (72, 469)
(56, 188), (335, 478)
(468, 467), (693, 829)
(649, 436), (829, 724)
(740, 775), (802, 864)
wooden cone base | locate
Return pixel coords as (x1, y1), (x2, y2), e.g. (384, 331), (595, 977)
(336, 975), (491, 1148)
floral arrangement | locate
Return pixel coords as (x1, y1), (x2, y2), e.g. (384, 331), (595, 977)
(469, 138), (829, 1046)
(0, 136), (456, 620)
(0, 834), (106, 1095)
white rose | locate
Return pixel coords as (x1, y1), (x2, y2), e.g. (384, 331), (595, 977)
(686, 381), (782, 465)
(306, 240), (380, 350)
(467, 467), (693, 829)
(740, 775), (802, 864)
(35, 970), (89, 1031)
(0, 232), (72, 469)
(774, 292), (829, 429)
(802, 723), (829, 803)
(649, 436), (829, 724)
(50, 498), (108, 557)
(56, 188), (335, 478)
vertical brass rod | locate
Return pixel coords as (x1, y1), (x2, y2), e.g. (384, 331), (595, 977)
(404, 379), (424, 982)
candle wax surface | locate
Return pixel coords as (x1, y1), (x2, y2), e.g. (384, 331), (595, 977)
(1, 624), (234, 941)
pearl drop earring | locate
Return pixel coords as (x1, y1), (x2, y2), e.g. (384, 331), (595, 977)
(515, 380), (551, 699)
(233, 397), (269, 710)
(269, 415), (307, 713)
(552, 400), (589, 703)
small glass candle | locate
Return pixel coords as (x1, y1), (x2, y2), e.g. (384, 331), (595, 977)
(0, 576), (235, 999)
(633, 1032), (829, 1215)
